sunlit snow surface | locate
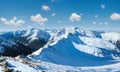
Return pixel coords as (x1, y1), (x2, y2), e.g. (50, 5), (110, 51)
(0, 57), (120, 72)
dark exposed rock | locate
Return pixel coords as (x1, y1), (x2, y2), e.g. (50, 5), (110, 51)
(0, 38), (47, 57)
(3, 68), (14, 72)
(0, 58), (6, 62)
(116, 40), (120, 47)
(0, 42), (33, 57)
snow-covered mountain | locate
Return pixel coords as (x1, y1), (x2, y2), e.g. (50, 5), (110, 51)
(1, 28), (50, 49)
(0, 28), (50, 56)
(30, 27), (120, 66)
(0, 27), (120, 71)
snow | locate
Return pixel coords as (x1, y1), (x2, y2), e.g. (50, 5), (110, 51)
(7, 59), (40, 72)
(79, 36), (117, 50)
(27, 29), (39, 42)
(28, 60), (81, 72)
(1, 28), (50, 43)
(30, 28), (120, 67)
(0, 36), (16, 48)
(21, 28), (50, 43)
(101, 32), (120, 43)
(79, 60), (120, 72)
(0, 67), (3, 72)
(22, 30), (31, 37)
(0, 46), (4, 53)
(29, 27), (120, 68)
(73, 42), (104, 57)
(0, 39), (16, 47)
(0, 57), (120, 72)
(0, 27), (120, 72)
(79, 29), (96, 37)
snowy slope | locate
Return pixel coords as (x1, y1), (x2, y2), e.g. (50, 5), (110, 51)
(0, 36), (16, 47)
(79, 36), (117, 50)
(1, 57), (120, 72)
(30, 27), (120, 67)
(101, 32), (120, 43)
(7, 59), (39, 72)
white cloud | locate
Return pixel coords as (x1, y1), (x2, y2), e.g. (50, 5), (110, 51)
(110, 13), (120, 20)
(92, 21), (109, 25)
(0, 16), (25, 26)
(99, 22), (109, 25)
(51, 13), (56, 17)
(100, 4), (105, 9)
(31, 14), (48, 25)
(42, 5), (50, 11)
(69, 13), (81, 22)
(92, 21), (96, 24)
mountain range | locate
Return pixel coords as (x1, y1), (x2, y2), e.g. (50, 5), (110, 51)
(0, 27), (120, 71)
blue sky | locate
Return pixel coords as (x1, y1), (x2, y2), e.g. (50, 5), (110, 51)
(0, 0), (120, 31)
